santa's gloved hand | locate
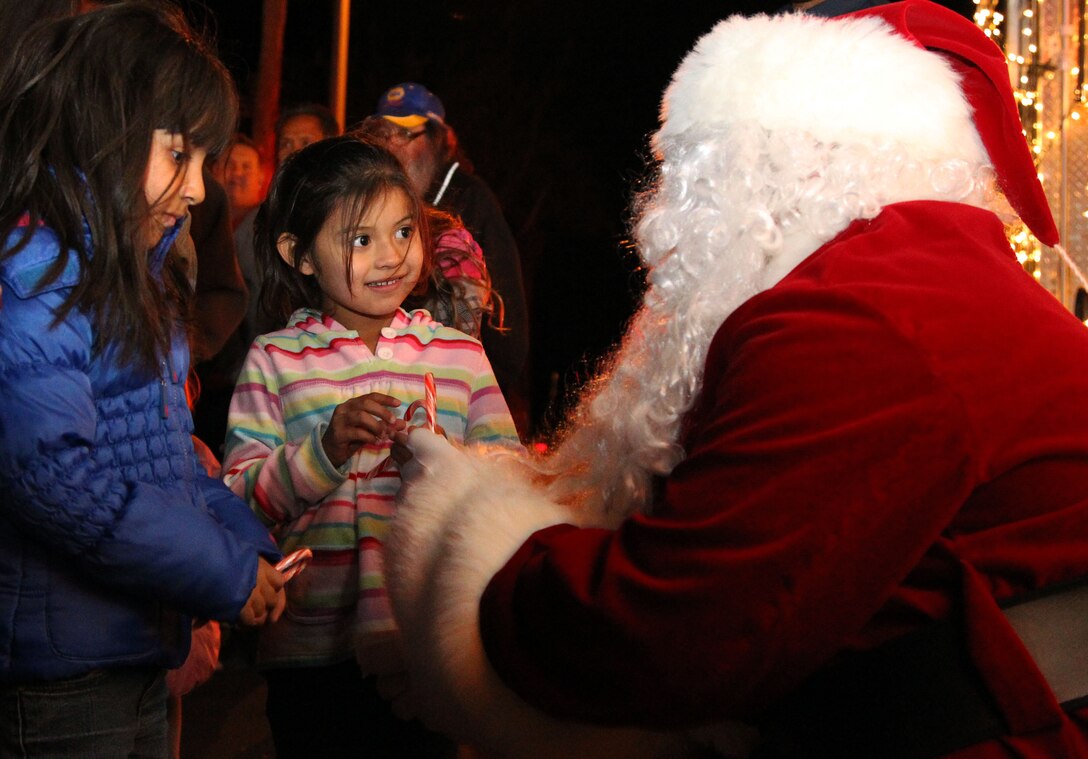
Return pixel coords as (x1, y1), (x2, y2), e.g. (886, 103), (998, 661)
(390, 426), (462, 483)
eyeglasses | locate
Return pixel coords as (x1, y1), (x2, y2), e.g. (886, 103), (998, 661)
(348, 116), (431, 148)
(388, 126), (427, 146)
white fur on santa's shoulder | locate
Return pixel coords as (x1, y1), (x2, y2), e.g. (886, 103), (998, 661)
(660, 11), (985, 164)
(384, 430), (693, 758)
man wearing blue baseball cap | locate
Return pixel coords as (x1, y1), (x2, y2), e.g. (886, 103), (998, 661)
(370, 82), (532, 435)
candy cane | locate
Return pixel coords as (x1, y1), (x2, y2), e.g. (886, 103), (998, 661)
(422, 372), (437, 432)
(404, 372), (437, 432)
(275, 547), (313, 582)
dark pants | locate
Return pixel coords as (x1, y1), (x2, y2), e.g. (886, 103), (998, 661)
(0, 668), (169, 758)
(265, 662), (456, 759)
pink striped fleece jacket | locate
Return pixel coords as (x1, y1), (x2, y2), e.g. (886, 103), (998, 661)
(222, 307), (521, 669)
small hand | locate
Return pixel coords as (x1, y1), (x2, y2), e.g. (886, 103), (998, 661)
(238, 557), (286, 626)
(322, 392), (403, 467)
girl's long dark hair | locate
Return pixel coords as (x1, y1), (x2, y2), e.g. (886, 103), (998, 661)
(0, 1), (237, 373)
(256, 135), (432, 328)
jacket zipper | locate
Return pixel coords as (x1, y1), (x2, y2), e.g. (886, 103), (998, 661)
(160, 357), (171, 419)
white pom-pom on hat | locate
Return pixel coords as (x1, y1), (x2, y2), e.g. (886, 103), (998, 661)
(658, 0), (1059, 247)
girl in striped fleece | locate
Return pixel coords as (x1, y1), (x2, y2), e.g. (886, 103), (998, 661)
(222, 135), (520, 758)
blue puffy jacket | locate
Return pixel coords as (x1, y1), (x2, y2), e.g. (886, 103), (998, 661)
(0, 220), (280, 682)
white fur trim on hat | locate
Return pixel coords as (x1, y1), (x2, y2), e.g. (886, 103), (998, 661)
(659, 11), (986, 164)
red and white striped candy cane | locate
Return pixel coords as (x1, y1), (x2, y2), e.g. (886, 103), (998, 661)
(404, 372), (437, 432)
(422, 372), (436, 432)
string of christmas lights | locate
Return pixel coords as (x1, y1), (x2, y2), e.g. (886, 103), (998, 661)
(974, 0), (1049, 282)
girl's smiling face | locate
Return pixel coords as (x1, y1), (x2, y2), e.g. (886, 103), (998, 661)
(289, 187), (423, 345)
(143, 129), (207, 249)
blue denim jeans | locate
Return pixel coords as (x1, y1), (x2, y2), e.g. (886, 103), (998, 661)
(0, 668), (169, 758)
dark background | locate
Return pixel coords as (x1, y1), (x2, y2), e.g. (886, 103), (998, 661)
(187, 0), (972, 436)
(182, 0), (762, 435)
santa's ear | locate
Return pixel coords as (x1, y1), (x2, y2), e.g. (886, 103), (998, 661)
(277, 233), (314, 275)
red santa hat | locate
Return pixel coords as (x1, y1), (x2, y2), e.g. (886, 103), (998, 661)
(658, 0), (1059, 247)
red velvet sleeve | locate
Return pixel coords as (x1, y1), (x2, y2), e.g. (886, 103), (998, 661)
(480, 283), (977, 728)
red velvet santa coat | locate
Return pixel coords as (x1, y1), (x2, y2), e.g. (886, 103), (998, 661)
(479, 200), (1088, 757)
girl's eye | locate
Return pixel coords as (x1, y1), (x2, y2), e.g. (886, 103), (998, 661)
(351, 234), (370, 247)
(171, 150), (187, 164)
(395, 225), (413, 240)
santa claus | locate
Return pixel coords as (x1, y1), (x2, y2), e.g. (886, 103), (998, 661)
(377, 1), (1088, 757)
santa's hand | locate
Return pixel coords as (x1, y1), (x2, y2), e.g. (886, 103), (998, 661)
(391, 426), (461, 484)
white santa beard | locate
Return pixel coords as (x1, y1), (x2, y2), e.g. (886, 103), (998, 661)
(543, 126), (995, 521)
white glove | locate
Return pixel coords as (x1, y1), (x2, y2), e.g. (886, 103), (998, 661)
(395, 426), (464, 484)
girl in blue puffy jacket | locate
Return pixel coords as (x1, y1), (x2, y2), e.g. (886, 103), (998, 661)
(0, 4), (287, 756)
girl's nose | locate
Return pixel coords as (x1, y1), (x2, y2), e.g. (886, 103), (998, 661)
(374, 239), (403, 268)
(183, 165), (206, 206)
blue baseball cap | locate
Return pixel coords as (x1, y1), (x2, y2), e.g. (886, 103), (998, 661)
(376, 83), (446, 129)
